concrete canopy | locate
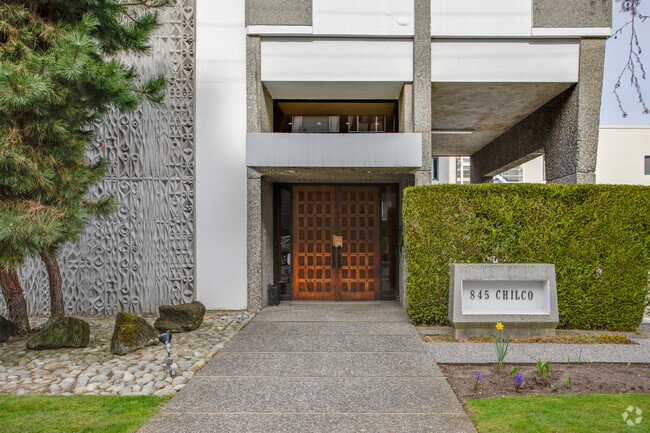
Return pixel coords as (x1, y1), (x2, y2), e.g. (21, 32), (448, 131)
(431, 82), (572, 156)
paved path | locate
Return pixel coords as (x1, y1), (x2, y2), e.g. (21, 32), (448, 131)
(141, 302), (476, 432)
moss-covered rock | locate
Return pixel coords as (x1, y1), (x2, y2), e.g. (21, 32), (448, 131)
(154, 301), (206, 333)
(0, 315), (18, 343)
(110, 312), (159, 356)
(26, 317), (90, 350)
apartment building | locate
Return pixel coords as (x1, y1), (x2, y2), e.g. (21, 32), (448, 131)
(210, 0), (611, 310)
(4, 1), (615, 316)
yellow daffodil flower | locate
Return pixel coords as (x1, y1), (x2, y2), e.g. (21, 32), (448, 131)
(496, 322), (504, 330)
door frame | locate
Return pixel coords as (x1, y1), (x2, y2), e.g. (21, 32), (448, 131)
(274, 183), (398, 302)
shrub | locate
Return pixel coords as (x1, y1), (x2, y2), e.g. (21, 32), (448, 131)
(403, 184), (650, 330)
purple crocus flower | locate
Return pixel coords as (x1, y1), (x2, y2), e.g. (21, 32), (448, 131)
(514, 372), (523, 388)
(474, 371), (483, 390)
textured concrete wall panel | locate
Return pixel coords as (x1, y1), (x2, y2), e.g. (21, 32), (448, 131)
(533, 0), (611, 28)
(246, 0), (312, 26)
(1, 1), (196, 316)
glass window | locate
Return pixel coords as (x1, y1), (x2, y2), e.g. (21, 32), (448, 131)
(645, 156), (650, 175)
(432, 157), (439, 182)
(380, 185), (399, 300)
(274, 101), (397, 133)
(300, 116), (331, 133)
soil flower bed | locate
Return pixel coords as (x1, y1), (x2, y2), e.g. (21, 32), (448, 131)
(441, 363), (650, 403)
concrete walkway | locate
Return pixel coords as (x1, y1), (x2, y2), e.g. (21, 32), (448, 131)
(141, 301), (476, 432)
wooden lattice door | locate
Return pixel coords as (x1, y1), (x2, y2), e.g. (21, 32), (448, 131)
(338, 186), (380, 301)
(292, 185), (380, 301)
(292, 186), (337, 300)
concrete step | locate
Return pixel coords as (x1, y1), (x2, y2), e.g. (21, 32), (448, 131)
(141, 413), (477, 433)
(255, 309), (410, 322)
(198, 351), (443, 377)
(161, 376), (464, 415)
(222, 334), (427, 353)
(239, 321), (418, 336)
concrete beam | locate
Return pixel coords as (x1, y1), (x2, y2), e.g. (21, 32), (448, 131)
(471, 38), (606, 184)
(245, 0), (312, 26)
(533, 0), (611, 28)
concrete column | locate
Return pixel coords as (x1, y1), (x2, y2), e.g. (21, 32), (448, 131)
(413, 0), (432, 186)
(398, 83), (414, 133)
(246, 34), (265, 310)
(470, 38), (606, 184)
(247, 169), (263, 310)
(546, 38), (605, 184)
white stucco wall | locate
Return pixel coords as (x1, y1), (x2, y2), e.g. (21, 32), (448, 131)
(313, 0), (414, 36)
(522, 156), (545, 183)
(431, 39), (580, 83)
(196, 1), (248, 309)
(597, 127), (650, 185)
(431, 0), (531, 37)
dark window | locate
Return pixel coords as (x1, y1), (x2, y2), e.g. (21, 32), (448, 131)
(645, 156), (650, 175)
(274, 101), (397, 133)
(432, 157), (439, 181)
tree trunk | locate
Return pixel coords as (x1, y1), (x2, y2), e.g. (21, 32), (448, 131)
(41, 252), (65, 322)
(0, 269), (31, 335)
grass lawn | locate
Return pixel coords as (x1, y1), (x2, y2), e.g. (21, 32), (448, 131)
(0, 395), (169, 433)
(466, 394), (650, 433)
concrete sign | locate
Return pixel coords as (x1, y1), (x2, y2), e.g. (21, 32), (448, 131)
(448, 264), (559, 339)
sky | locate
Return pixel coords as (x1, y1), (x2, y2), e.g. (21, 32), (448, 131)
(601, 0), (650, 125)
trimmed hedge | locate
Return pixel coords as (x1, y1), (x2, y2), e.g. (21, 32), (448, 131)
(403, 184), (650, 331)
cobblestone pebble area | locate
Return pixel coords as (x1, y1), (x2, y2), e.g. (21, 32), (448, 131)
(0, 311), (253, 397)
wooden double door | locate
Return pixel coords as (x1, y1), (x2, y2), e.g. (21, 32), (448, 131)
(292, 185), (380, 301)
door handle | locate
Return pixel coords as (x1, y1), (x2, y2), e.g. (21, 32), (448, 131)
(332, 235), (343, 269)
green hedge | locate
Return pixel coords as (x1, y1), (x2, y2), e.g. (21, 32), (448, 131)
(403, 184), (650, 331)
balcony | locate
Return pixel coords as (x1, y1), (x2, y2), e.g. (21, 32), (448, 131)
(246, 132), (422, 168)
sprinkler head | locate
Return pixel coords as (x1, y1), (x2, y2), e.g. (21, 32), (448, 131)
(159, 332), (172, 345)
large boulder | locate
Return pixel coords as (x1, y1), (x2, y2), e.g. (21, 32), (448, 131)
(110, 312), (158, 355)
(26, 317), (90, 350)
(154, 301), (206, 333)
(0, 315), (18, 343)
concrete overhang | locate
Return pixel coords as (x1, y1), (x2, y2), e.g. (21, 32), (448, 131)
(431, 82), (573, 156)
(246, 133), (422, 168)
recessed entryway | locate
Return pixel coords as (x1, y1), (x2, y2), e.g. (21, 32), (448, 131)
(274, 184), (399, 302)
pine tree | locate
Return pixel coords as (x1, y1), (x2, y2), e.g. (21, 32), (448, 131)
(0, 0), (168, 333)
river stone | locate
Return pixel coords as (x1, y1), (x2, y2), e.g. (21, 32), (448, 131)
(26, 317), (90, 350)
(154, 302), (206, 333)
(0, 315), (18, 342)
(110, 312), (158, 356)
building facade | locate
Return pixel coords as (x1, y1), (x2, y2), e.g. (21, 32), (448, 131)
(2, 1), (615, 316)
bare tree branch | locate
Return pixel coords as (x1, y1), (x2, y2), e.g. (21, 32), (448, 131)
(613, 0), (650, 117)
